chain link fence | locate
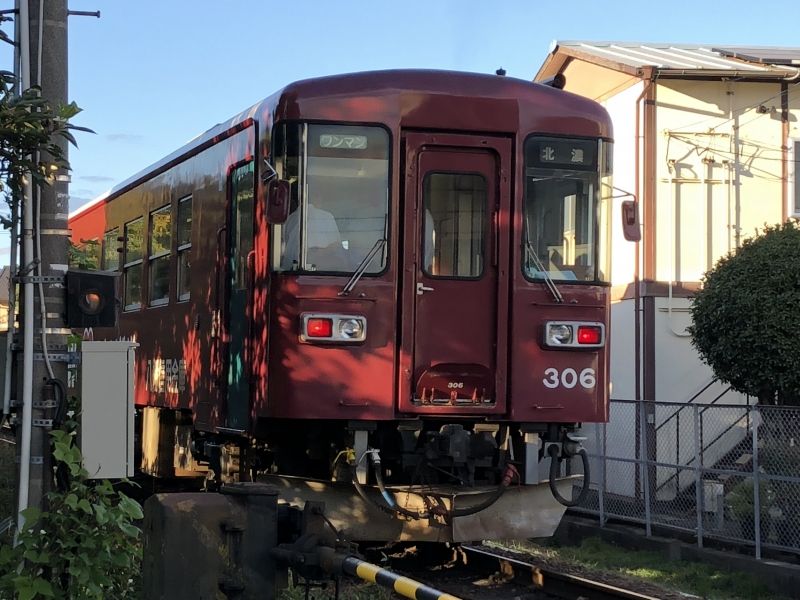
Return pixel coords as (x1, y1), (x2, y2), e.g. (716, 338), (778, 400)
(571, 399), (800, 559)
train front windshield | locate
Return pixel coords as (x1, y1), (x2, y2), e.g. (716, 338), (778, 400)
(274, 123), (390, 274)
(523, 137), (612, 283)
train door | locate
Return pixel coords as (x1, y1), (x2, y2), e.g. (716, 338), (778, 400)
(399, 133), (511, 414)
(225, 161), (255, 430)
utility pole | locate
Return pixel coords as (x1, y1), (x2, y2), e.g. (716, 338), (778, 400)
(16, 0), (69, 522)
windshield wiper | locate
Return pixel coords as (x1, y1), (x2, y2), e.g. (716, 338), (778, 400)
(524, 239), (564, 303)
(339, 238), (387, 296)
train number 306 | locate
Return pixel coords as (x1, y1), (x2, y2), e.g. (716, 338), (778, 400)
(542, 367), (596, 389)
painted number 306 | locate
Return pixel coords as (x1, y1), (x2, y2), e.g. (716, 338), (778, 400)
(542, 367), (596, 390)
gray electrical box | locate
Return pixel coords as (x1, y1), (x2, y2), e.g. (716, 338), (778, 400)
(79, 340), (138, 479)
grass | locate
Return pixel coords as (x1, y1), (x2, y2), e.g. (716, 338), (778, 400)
(494, 537), (784, 600)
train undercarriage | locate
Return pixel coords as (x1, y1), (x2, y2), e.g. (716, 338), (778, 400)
(138, 408), (589, 542)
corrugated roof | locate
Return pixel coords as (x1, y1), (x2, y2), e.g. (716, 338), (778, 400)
(545, 41), (800, 77)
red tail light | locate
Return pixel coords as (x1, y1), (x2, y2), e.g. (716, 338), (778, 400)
(306, 317), (333, 338)
(577, 325), (602, 345)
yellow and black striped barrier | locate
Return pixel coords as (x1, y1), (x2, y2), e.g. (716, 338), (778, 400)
(342, 555), (462, 600)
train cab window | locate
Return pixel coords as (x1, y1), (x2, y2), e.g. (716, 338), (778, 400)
(273, 123), (389, 274)
(177, 196), (192, 301)
(102, 228), (120, 271)
(422, 173), (486, 278)
(148, 204), (172, 306)
(123, 217), (144, 311)
(523, 137), (611, 283)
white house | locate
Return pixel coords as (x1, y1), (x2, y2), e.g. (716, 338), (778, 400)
(535, 43), (800, 497)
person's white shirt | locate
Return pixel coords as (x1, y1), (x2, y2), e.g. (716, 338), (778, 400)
(281, 203), (348, 270)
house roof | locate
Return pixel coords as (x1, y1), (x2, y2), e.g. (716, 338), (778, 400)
(536, 42), (800, 81)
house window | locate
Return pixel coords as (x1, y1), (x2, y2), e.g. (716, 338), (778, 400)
(123, 218), (143, 311)
(177, 196), (192, 301)
(103, 228), (119, 271)
(792, 140), (800, 217)
(149, 204), (171, 306)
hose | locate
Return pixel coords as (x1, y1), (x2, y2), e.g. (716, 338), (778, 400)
(351, 448), (516, 521)
(49, 378), (68, 429)
(370, 452), (430, 520)
(548, 444), (590, 507)
(447, 463), (517, 518)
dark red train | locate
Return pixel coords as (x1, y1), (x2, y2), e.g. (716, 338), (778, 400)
(69, 69), (619, 542)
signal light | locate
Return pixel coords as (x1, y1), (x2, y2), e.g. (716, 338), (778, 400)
(79, 291), (105, 315)
(66, 270), (118, 328)
(577, 325), (602, 345)
(306, 317), (333, 338)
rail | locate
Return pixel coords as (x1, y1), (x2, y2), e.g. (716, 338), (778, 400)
(375, 542), (666, 599)
(459, 544), (663, 599)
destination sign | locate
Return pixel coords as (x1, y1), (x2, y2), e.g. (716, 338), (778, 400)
(527, 138), (597, 171)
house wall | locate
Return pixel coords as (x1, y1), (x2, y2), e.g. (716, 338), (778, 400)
(552, 56), (800, 500)
(654, 80), (786, 283)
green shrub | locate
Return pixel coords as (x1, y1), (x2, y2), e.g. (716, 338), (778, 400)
(689, 221), (800, 405)
(0, 429), (142, 599)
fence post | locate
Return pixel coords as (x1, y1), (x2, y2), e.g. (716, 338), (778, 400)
(693, 404), (704, 548)
(639, 400), (652, 537)
(752, 406), (761, 560)
(596, 420), (605, 527)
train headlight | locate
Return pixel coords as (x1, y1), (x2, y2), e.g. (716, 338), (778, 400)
(339, 318), (365, 339)
(546, 323), (573, 346)
(300, 313), (367, 343)
(544, 321), (605, 348)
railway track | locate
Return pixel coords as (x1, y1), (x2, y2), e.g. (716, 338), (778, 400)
(368, 543), (665, 600)
(459, 544), (663, 599)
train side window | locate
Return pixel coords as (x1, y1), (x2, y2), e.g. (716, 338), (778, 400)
(148, 204), (171, 306)
(177, 196), (192, 301)
(102, 227), (120, 271)
(123, 217), (144, 311)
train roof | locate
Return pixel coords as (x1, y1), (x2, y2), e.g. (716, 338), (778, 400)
(70, 69), (610, 220)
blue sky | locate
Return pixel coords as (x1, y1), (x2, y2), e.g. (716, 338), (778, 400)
(4, 1), (800, 225)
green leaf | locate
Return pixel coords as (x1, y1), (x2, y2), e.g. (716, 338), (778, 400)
(117, 522), (140, 538)
(20, 507), (41, 526)
(0, 544), (15, 565)
(77, 499), (93, 515)
(93, 502), (108, 525)
(118, 496), (143, 520)
(32, 577), (54, 597)
(17, 585), (35, 600)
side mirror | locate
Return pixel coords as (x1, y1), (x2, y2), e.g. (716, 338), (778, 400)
(266, 179), (290, 224)
(621, 199), (641, 242)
